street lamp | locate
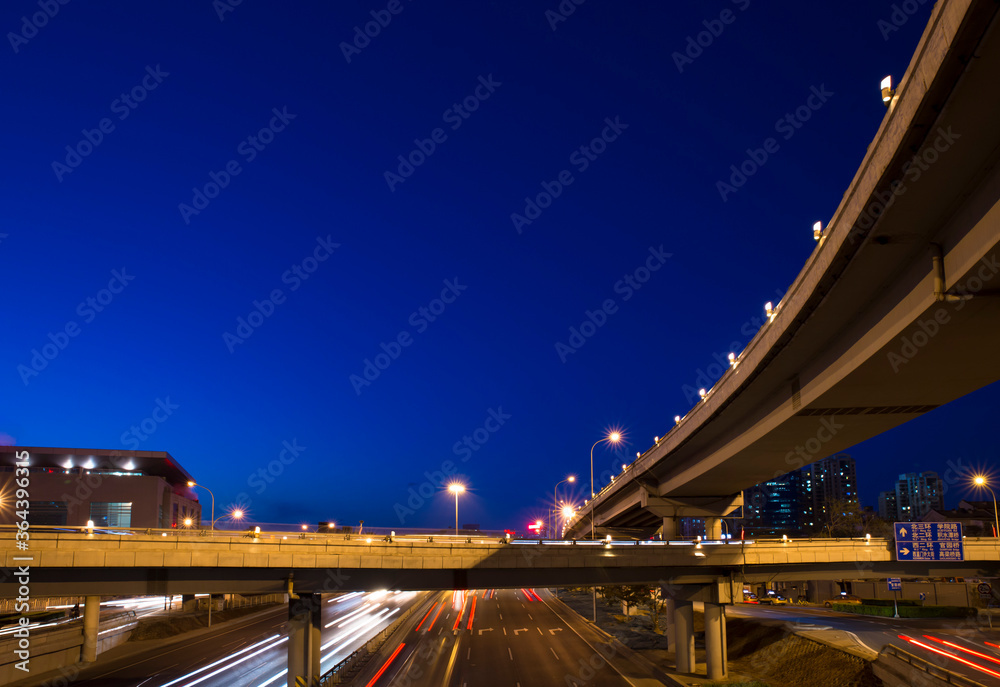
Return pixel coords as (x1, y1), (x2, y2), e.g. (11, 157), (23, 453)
(589, 429), (622, 622)
(560, 504), (576, 536)
(973, 476), (1000, 537)
(552, 476), (576, 539)
(448, 483), (465, 536)
(187, 481), (215, 533)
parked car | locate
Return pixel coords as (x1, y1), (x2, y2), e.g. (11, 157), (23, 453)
(742, 593), (759, 604)
(823, 593), (863, 607)
(760, 594), (791, 605)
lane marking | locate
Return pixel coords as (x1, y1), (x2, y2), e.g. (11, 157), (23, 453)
(550, 647), (560, 660)
(535, 590), (642, 687)
(508, 648), (513, 661)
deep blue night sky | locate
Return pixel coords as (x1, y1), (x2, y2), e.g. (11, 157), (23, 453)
(3, 2), (997, 531)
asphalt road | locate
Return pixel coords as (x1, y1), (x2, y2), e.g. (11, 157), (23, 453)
(730, 602), (1000, 685)
(15, 591), (421, 687)
(374, 588), (662, 687)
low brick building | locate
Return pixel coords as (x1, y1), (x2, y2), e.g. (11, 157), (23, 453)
(0, 445), (201, 529)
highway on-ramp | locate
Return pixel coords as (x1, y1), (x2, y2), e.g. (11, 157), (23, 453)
(731, 602), (1000, 686)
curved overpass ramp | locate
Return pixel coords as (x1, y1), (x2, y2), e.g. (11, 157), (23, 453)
(567, 0), (1000, 538)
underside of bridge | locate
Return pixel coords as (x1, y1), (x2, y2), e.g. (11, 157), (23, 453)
(568, 0), (1000, 540)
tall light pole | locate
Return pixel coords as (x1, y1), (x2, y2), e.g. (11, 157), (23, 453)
(217, 508), (245, 530)
(553, 476), (576, 539)
(448, 483), (465, 536)
(187, 481), (215, 533)
(974, 476), (1000, 537)
(589, 430), (622, 622)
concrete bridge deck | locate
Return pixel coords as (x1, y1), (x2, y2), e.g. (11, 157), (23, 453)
(4, 531), (999, 596)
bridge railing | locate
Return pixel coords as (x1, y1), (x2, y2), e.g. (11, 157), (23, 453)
(0, 524), (512, 541)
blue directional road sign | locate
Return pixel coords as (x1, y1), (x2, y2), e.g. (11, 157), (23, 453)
(887, 577), (902, 591)
(895, 522), (964, 561)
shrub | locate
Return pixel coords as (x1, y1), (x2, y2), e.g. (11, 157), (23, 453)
(832, 603), (974, 618)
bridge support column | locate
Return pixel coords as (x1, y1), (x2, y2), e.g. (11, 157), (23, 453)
(81, 595), (100, 663)
(661, 516), (678, 541)
(704, 517), (723, 540)
(673, 600), (695, 674)
(704, 602), (728, 680)
(287, 593), (322, 687)
(663, 597), (675, 650)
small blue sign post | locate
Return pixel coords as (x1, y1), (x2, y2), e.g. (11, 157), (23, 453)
(895, 522), (964, 561)
(887, 577), (902, 617)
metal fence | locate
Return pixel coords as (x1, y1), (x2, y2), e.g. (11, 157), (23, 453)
(321, 598), (422, 686)
(222, 593), (286, 610)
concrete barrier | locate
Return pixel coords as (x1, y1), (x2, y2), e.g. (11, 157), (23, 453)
(0, 612), (136, 685)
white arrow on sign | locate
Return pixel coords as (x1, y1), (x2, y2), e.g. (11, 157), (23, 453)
(899, 527), (908, 537)
(549, 628), (563, 635)
(900, 547), (911, 555)
(478, 628), (493, 635)
(513, 628), (528, 635)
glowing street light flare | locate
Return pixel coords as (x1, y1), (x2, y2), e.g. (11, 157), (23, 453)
(448, 483), (466, 535)
(813, 221), (823, 241)
(552, 475), (576, 538)
(881, 75), (894, 106)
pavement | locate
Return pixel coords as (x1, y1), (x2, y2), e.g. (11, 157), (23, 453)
(9, 591), (422, 687)
(364, 588), (678, 687)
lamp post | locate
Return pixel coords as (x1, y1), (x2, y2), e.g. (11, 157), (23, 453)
(448, 483), (465, 536)
(187, 481), (215, 533)
(974, 476), (1000, 537)
(589, 430), (622, 622)
(553, 476), (576, 539)
(218, 508), (245, 530)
